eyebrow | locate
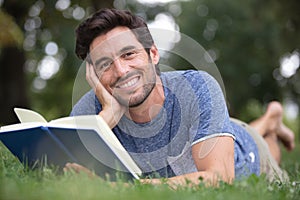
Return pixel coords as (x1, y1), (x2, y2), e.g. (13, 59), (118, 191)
(94, 57), (111, 68)
(119, 45), (136, 55)
(94, 45), (138, 67)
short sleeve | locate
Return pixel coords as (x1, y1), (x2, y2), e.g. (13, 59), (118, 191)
(183, 71), (235, 145)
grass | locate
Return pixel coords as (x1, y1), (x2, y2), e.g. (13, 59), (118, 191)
(0, 143), (299, 200)
(0, 119), (298, 200)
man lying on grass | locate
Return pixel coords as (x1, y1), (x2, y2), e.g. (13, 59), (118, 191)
(65, 8), (295, 187)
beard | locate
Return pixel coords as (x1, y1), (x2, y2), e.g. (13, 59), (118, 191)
(112, 64), (157, 108)
(128, 81), (156, 107)
(113, 76), (156, 108)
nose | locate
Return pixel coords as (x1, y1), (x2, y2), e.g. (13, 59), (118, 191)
(113, 58), (129, 77)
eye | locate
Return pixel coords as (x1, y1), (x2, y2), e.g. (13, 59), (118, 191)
(95, 60), (112, 72)
(101, 61), (112, 69)
(122, 51), (136, 59)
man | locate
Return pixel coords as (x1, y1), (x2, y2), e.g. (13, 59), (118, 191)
(66, 8), (295, 186)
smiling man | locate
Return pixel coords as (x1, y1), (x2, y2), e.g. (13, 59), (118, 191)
(69, 8), (295, 186)
(86, 25), (163, 126)
(90, 27), (160, 107)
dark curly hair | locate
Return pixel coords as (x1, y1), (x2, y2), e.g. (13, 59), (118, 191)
(75, 8), (155, 63)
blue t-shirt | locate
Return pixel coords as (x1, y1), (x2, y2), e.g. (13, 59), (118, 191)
(71, 70), (260, 179)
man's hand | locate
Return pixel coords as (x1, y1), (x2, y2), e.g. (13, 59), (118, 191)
(64, 162), (96, 178)
(86, 62), (126, 128)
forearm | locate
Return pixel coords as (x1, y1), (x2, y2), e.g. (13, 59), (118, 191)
(98, 103), (126, 129)
(99, 109), (119, 129)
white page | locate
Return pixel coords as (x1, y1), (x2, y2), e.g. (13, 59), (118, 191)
(14, 108), (47, 123)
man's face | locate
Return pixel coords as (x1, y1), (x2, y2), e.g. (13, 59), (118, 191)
(89, 26), (160, 107)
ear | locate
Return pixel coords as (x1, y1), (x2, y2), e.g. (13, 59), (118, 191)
(149, 45), (160, 65)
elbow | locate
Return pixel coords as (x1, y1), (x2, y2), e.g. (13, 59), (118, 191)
(224, 168), (235, 184)
(211, 161), (235, 184)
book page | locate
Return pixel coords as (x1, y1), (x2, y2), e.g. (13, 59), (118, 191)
(49, 116), (121, 144)
(92, 116), (142, 177)
(14, 108), (47, 123)
(0, 122), (45, 132)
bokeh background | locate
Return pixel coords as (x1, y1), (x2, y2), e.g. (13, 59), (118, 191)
(0, 0), (299, 136)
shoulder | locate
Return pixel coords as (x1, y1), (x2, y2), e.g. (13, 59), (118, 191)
(161, 70), (222, 96)
(70, 90), (98, 116)
(161, 69), (208, 79)
(161, 70), (217, 86)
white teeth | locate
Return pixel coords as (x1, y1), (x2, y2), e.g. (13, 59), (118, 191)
(118, 77), (139, 88)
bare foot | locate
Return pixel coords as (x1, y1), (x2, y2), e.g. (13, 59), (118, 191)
(263, 101), (295, 151)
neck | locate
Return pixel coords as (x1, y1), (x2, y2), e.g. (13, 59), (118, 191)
(125, 77), (164, 123)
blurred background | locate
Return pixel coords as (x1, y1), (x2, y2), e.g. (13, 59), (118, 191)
(0, 0), (299, 136)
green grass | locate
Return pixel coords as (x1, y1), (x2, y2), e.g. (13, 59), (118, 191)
(0, 142), (299, 200)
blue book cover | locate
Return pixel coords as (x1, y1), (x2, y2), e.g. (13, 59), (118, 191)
(0, 108), (142, 181)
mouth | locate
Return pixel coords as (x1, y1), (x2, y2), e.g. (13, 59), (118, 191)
(115, 76), (140, 89)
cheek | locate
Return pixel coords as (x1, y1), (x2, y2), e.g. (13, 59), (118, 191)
(100, 75), (114, 92)
(138, 56), (150, 66)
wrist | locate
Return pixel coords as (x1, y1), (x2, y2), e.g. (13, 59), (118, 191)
(99, 111), (114, 129)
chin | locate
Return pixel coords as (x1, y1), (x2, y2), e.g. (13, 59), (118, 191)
(116, 95), (145, 108)
(116, 82), (156, 107)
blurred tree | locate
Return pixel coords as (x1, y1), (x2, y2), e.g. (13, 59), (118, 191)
(170, 0), (278, 117)
(273, 0), (300, 118)
(0, 0), (299, 125)
(165, 0), (300, 120)
(0, 1), (35, 124)
(0, 0), (114, 124)
(124, 0), (299, 122)
(25, 0), (114, 121)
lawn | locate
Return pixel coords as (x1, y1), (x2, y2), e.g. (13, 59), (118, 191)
(0, 141), (299, 199)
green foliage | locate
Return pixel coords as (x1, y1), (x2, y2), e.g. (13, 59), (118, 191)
(0, 10), (23, 48)
(1, 0), (299, 123)
(124, 0), (300, 123)
(169, 0), (300, 118)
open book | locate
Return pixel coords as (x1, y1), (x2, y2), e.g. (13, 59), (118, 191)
(0, 108), (142, 181)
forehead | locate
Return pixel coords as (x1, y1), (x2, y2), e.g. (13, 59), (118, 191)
(89, 26), (143, 55)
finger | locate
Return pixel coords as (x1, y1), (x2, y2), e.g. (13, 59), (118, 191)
(65, 163), (97, 178)
(64, 162), (86, 174)
(86, 62), (99, 89)
(63, 163), (69, 172)
(85, 62), (113, 109)
(63, 162), (76, 173)
(86, 62), (93, 87)
(89, 63), (101, 86)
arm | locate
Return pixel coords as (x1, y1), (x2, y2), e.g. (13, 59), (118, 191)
(191, 136), (235, 184)
(142, 72), (235, 187)
(140, 136), (235, 187)
(86, 62), (126, 128)
(64, 136), (234, 187)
